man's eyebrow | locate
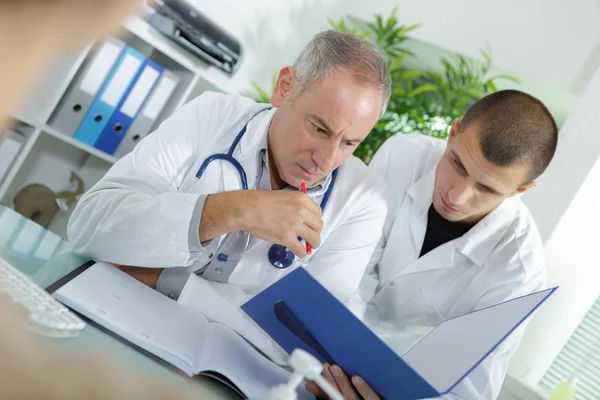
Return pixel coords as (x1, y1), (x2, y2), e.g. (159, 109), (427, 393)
(451, 150), (501, 195)
(451, 150), (467, 173)
(309, 114), (334, 133)
(309, 114), (362, 143)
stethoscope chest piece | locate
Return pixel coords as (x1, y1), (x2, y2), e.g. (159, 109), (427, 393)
(268, 244), (296, 269)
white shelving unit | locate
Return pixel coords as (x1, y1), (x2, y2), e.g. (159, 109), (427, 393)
(0, 12), (237, 239)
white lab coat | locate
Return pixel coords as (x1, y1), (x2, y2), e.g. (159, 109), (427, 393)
(67, 92), (387, 305)
(353, 134), (546, 400)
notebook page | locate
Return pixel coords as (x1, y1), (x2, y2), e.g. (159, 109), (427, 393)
(199, 323), (314, 400)
(54, 262), (209, 375)
(178, 273), (289, 365)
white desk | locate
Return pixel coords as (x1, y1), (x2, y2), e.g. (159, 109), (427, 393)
(0, 205), (240, 399)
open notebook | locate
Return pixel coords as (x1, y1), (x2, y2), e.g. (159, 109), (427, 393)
(50, 262), (308, 400)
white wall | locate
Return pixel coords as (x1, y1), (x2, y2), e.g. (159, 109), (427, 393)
(193, 0), (600, 96)
(391, 0), (600, 95)
(523, 64), (600, 242)
(510, 65), (600, 384)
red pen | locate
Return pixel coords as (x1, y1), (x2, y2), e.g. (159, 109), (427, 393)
(301, 182), (312, 254)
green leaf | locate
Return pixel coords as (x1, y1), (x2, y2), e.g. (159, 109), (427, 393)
(270, 70), (278, 91)
(395, 23), (421, 36)
(488, 74), (520, 84)
(480, 49), (491, 69)
(394, 86), (406, 96)
(409, 84), (438, 97)
(456, 94), (471, 108)
(411, 112), (425, 124)
(374, 15), (384, 30)
(426, 71), (445, 85)
(251, 81), (271, 103)
(485, 80), (498, 92)
(389, 56), (404, 71)
(359, 30), (373, 39)
(466, 88), (485, 99)
(398, 70), (422, 80)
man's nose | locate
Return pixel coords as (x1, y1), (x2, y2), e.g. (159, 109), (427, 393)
(447, 181), (472, 206)
(313, 141), (338, 172)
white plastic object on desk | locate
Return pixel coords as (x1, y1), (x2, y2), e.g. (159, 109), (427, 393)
(267, 348), (344, 400)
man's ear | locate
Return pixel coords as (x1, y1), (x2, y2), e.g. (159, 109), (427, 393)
(447, 118), (461, 143)
(271, 66), (295, 108)
(513, 180), (536, 196)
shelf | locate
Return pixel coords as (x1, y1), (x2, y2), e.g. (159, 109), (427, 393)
(0, 129), (42, 200)
(7, 112), (41, 130)
(41, 126), (117, 165)
(7, 113), (118, 165)
(2, 9), (238, 240)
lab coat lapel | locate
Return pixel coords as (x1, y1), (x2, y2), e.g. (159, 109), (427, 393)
(220, 107), (273, 192)
(406, 167), (436, 259)
(457, 195), (519, 266)
(390, 167), (459, 280)
(398, 238), (459, 277)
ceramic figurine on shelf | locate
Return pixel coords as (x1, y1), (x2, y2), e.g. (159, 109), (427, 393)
(13, 172), (84, 227)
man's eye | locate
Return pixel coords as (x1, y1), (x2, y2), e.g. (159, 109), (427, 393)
(311, 123), (326, 134)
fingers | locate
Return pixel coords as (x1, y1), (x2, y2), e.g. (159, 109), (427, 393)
(308, 364), (378, 400)
(296, 224), (321, 251)
(352, 375), (381, 400)
(301, 212), (324, 245)
(284, 235), (307, 258)
(322, 363), (341, 394)
(329, 365), (360, 400)
(306, 380), (328, 399)
(294, 189), (322, 215)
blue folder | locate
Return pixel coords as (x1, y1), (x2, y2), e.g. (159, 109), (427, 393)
(73, 46), (145, 146)
(94, 59), (164, 154)
(242, 268), (556, 399)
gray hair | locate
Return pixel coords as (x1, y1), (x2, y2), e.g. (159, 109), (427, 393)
(292, 30), (391, 117)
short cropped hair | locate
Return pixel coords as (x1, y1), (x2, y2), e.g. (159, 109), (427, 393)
(292, 30), (391, 117)
(460, 89), (558, 181)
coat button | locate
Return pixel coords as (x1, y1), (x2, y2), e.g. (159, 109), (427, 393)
(215, 267), (223, 275)
(208, 253), (213, 259)
(167, 293), (177, 300)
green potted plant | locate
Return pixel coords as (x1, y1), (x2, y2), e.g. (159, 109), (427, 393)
(250, 8), (518, 163)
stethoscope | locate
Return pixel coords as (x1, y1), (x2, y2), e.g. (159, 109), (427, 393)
(195, 112), (338, 269)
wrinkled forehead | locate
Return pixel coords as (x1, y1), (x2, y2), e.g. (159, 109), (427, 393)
(294, 74), (382, 133)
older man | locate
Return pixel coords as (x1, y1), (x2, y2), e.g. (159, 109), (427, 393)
(68, 30), (391, 306)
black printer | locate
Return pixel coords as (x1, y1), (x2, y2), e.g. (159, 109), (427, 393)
(148, 0), (242, 75)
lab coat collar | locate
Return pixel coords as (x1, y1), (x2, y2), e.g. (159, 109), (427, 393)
(406, 165), (520, 268)
(407, 165), (436, 216)
(238, 106), (274, 156)
(405, 167), (435, 260)
(457, 196), (519, 267)
(219, 106), (272, 192)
